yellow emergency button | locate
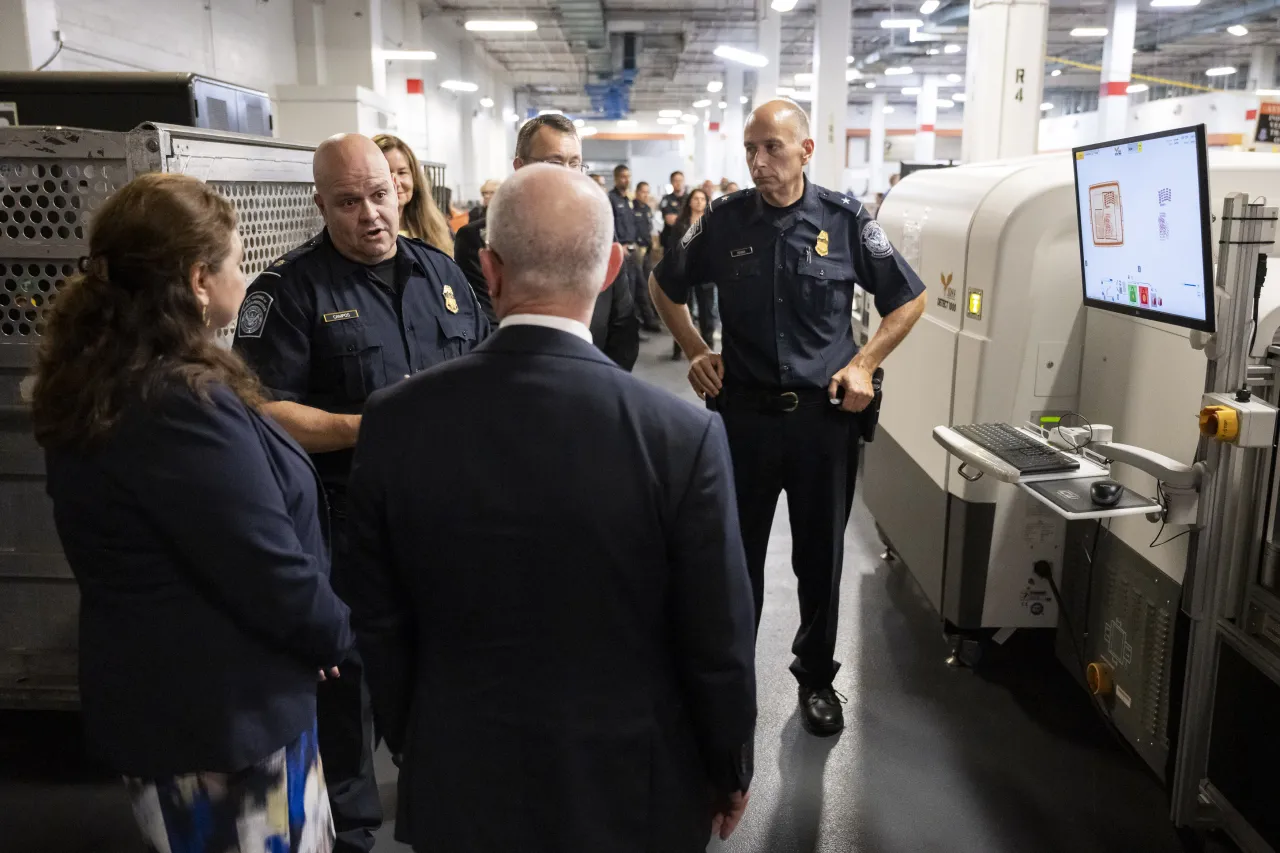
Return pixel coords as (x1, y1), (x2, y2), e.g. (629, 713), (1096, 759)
(1199, 405), (1239, 442)
(1086, 662), (1113, 696)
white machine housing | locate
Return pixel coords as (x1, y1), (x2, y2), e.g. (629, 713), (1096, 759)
(863, 151), (1280, 631)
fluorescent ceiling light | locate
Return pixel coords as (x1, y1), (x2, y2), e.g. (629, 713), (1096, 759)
(1227, 24), (1248, 36)
(692, 98), (712, 108)
(465, 19), (537, 32)
(441, 80), (479, 92)
(920, 0), (940, 13)
(579, 127), (598, 136)
(945, 43), (962, 54)
(947, 73), (963, 83)
(1258, 88), (1280, 97)
(952, 92), (967, 102)
(902, 86), (923, 95)
(846, 68), (863, 81)
(776, 86), (797, 96)
(884, 66), (914, 76)
(1040, 102), (1055, 111)
(617, 119), (638, 127)
(383, 50), (437, 60)
(847, 55), (856, 64)
(881, 18), (924, 28)
(707, 80), (724, 92)
(656, 117), (679, 125)
(573, 118), (586, 127)
(1206, 66), (1237, 76)
(714, 45), (769, 67)
(883, 106), (895, 114)
(865, 82), (877, 89)
(503, 111), (520, 123)
(719, 100), (728, 109)
(680, 114), (700, 123)
(927, 49), (941, 55)
(740, 96), (749, 104)
(659, 109), (683, 117)
(1051, 68), (1063, 77)
(909, 29), (942, 42)
(538, 108), (563, 115)
(795, 72), (814, 84)
(1127, 83), (1149, 93)
(1150, 0), (1199, 6)
(936, 98), (954, 109)
(1070, 27), (1109, 37)
(479, 97), (494, 108)
(770, 0), (799, 10)
(792, 91), (813, 101)
(865, 51), (881, 64)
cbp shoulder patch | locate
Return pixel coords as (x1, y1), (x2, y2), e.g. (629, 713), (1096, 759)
(237, 291), (273, 338)
(861, 220), (895, 259)
(680, 215), (703, 248)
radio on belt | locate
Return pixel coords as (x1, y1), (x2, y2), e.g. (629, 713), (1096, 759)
(1199, 391), (1278, 447)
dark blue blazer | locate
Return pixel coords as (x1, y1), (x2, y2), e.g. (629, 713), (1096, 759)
(345, 324), (757, 853)
(44, 381), (353, 777)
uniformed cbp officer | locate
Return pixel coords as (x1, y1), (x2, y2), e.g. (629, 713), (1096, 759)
(658, 170), (688, 253)
(650, 100), (927, 737)
(234, 133), (488, 853)
(609, 165), (660, 332)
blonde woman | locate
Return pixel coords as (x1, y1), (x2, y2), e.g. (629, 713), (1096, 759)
(373, 134), (454, 256)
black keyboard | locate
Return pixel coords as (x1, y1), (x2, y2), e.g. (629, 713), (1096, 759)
(952, 423), (1081, 475)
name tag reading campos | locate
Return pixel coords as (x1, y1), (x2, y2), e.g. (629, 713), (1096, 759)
(323, 309), (360, 323)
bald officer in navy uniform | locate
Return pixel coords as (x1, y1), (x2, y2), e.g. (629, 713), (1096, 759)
(234, 133), (487, 853)
(650, 100), (927, 738)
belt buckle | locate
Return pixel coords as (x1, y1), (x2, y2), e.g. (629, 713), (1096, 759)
(780, 391), (799, 413)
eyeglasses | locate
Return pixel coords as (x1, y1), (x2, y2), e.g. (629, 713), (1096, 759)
(525, 157), (588, 173)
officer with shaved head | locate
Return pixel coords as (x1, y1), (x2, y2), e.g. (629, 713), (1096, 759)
(650, 99), (927, 737)
(234, 132), (488, 852)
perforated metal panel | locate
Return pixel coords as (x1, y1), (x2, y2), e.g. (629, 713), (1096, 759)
(208, 181), (322, 280)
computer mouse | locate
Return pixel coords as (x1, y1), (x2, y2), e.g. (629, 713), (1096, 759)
(1090, 479), (1124, 507)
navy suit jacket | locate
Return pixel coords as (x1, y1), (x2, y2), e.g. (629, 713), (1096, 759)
(346, 324), (756, 852)
(44, 382), (353, 777)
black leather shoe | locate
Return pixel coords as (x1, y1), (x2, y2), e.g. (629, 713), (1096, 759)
(799, 686), (846, 736)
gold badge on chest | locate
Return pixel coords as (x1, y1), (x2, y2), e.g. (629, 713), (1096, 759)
(443, 284), (459, 313)
(815, 229), (830, 257)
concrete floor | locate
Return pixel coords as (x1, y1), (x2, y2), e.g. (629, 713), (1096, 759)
(0, 333), (1199, 852)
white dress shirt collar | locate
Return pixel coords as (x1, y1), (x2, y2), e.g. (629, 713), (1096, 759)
(499, 313), (593, 344)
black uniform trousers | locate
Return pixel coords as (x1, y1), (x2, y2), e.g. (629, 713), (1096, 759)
(628, 249), (659, 326)
(716, 396), (857, 689)
(319, 503), (384, 853)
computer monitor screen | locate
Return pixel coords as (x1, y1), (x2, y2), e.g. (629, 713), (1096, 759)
(1072, 124), (1215, 333)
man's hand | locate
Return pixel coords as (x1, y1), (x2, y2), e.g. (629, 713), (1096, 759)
(317, 666), (341, 681)
(711, 790), (749, 841)
(688, 351), (724, 400)
(829, 362), (875, 413)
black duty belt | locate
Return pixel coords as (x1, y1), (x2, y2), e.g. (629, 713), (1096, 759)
(713, 387), (834, 413)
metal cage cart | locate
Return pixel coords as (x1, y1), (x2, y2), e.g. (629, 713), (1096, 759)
(0, 123), (327, 708)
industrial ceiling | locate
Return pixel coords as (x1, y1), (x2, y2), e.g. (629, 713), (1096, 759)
(427, 0), (1280, 114)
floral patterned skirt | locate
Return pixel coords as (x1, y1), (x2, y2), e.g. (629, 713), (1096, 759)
(124, 723), (333, 853)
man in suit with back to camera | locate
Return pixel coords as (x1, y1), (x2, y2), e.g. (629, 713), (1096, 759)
(344, 163), (757, 853)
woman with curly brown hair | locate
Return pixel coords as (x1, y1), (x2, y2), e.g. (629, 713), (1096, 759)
(33, 172), (353, 853)
(373, 133), (454, 256)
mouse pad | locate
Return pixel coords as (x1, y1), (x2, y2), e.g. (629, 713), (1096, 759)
(1025, 476), (1160, 515)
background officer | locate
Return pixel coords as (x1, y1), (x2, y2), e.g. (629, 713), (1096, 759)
(650, 100), (927, 738)
(610, 165), (660, 333)
(234, 133), (488, 853)
(632, 181), (656, 280)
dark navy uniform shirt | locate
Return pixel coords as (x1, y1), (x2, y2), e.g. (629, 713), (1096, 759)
(607, 188), (636, 244)
(655, 178), (924, 391)
(234, 230), (489, 491)
(632, 200), (654, 243)
(659, 191), (686, 222)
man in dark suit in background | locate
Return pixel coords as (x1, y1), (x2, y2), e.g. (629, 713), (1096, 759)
(345, 164), (756, 852)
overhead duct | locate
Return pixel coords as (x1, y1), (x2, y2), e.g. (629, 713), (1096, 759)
(559, 0), (611, 80)
(1136, 0), (1280, 51)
